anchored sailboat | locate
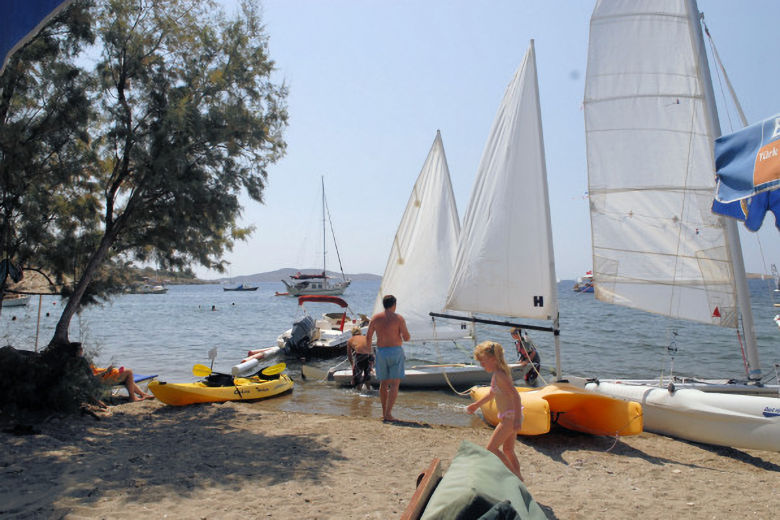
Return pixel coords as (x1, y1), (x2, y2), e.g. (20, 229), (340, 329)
(328, 131), (528, 388)
(435, 41), (642, 437)
(281, 177), (351, 296)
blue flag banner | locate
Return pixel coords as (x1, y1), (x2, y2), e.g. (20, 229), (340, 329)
(713, 114), (780, 231)
(1, 0), (74, 75)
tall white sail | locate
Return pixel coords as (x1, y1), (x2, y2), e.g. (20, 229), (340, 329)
(583, 0), (739, 328)
(373, 131), (466, 341)
(445, 41), (558, 323)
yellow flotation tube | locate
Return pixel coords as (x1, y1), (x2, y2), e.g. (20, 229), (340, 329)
(149, 374), (294, 406)
(471, 383), (643, 437)
(533, 383), (642, 436)
(470, 386), (551, 435)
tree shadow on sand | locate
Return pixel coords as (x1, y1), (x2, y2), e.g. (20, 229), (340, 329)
(1, 403), (350, 518)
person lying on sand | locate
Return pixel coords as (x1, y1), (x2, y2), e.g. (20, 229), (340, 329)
(91, 365), (155, 402)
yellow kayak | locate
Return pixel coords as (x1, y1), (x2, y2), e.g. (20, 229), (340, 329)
(149, 374), (294, 406)
(471, 382), (642, 437)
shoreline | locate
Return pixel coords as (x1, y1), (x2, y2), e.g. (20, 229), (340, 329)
(3, 399), (779, 519)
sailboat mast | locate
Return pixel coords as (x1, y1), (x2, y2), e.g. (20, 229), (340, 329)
(529, 39), (562, 381)
(685, 0), (761, 380)
(321, 176), (326, 276)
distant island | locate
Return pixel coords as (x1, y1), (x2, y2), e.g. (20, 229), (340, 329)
(203, 268), (381, 285)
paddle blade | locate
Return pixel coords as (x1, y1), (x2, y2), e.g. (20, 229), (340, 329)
(192, 364), (212, 377)
(261, 363), (286, 376)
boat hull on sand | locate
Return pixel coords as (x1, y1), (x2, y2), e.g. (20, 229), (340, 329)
(149, 374), (293, 406)
(582, 380), (780, 452)
(471, 382), (643, 437)
(327, 362), (529, 390)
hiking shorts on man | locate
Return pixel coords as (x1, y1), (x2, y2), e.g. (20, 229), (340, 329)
(375, 346), (405, 381)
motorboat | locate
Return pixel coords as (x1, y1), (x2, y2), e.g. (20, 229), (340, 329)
(572, 271), (594, 293)
(132, 284), (167, 294)
(276, 295), (368, 359)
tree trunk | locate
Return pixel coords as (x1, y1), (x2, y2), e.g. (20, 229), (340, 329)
(48, 224), (122, 350)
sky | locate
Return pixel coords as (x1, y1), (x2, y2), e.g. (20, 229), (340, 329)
(199, 0), (780, 281)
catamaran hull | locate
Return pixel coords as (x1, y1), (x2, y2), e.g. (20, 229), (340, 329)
(583, 381), (780, 452)
(592, 378), (780, 396)
(329, 363), (529, 389)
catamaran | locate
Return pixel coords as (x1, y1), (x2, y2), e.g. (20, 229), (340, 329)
(578, 0), (779, 451)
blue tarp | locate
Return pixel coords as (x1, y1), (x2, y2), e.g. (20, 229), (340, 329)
(713, 114), (780, 231)
(1, 0), (73, 75)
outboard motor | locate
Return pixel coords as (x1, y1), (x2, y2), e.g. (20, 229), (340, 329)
(283, 315), (316, 357)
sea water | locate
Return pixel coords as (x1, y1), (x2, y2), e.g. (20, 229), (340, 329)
(1, 279), (777, 426)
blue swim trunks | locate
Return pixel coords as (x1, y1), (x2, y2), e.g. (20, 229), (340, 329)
(375, 346), (405, 381)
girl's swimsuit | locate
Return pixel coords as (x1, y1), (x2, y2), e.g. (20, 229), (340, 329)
(491, 374), (523, 421)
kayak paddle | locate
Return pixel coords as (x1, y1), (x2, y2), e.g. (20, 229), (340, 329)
(261, 362), (286, 376)
(192, 364), (213, 377)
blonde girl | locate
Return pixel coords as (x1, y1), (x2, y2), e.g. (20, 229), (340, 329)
(466, 341), (524, 481)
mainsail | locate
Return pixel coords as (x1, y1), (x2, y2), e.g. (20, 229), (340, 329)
(584, 0), (761, 379)
(445, 41), (558, 323)
(584, 0), (740, 327)
(372, 131), (465, 341)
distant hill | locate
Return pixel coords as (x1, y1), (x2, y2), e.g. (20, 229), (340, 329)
(209, 268), (381, 284)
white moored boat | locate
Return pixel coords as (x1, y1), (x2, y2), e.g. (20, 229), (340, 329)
(280, 178), (351, 297)
(327, 362), (529, 390)
(343, 130), (479, 388)
(276, 295), (367, 359)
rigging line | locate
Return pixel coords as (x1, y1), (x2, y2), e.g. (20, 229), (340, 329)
(704, 24), (734, 133)
(441, 371), (473, 397)
(322, 186), (347, 280)
(431, 326), (472, 397)
(706, 19), (773, 296)
(703, 20), (748, 128)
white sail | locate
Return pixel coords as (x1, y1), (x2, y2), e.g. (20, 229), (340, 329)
(373, 131), (466, 341)
(583, 0), (739, 328)
(445, 41), (558, 322)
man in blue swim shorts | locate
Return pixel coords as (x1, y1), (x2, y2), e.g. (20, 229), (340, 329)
(366, 294), (410, 422)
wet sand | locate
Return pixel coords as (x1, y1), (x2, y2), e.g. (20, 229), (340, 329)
(1, 398), (778, 519)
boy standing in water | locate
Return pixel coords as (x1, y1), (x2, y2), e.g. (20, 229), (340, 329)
(347, 327), (374, 393)
(366, 295), (410, 422)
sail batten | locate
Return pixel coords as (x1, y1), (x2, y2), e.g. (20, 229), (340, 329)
(584, 0), (739, 328)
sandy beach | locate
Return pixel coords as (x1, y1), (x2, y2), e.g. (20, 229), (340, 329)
(2, 397), (778, 520)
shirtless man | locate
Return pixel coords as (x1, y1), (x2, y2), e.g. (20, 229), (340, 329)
(366, 294), (410, 422)
(347, 327), (373, 393)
